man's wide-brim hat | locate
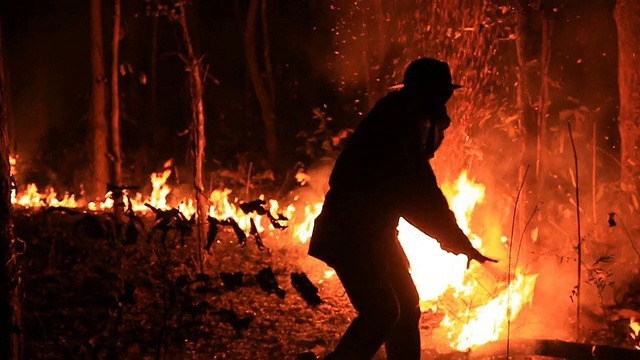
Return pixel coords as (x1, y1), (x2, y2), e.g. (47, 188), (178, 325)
(394, 58), (462, 91)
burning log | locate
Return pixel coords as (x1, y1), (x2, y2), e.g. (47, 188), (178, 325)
(469, 338), (640, 360)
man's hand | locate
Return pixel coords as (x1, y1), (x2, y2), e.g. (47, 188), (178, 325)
(466, 249), (498, 269)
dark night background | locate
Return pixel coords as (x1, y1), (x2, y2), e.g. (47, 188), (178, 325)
(0, 0), (352, 190)
(0, 0), (622, 191)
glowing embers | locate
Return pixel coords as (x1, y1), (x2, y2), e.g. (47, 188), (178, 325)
(397, 171), (537, 351)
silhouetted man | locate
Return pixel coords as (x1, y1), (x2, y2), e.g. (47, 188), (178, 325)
(308, 58), (497, 360)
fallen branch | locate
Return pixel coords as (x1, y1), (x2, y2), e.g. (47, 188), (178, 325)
(470, 338), (640, 359)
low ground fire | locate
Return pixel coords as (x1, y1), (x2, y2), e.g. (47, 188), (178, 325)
(10, 155), (539, 353)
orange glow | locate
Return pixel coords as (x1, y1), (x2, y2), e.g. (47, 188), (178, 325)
(449, 272), (537, 351)
(16, 183), (44, 208)
(398, 171), (536, 350)
(9, 156), (537, 351)
(148, 169), (172, 210)
(293, 202), (323, 244)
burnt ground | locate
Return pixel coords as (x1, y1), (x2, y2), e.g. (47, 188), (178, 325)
(11, 208), (640, 359)
(12, 208), (453, 359)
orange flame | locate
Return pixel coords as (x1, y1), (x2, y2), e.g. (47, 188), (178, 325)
(293, 202), (323, 244)
(631, 318), (640, 349)
(9, 156), (537, 351)
(398, 171), (536, 350)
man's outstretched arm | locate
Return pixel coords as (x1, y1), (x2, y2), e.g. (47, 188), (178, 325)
(400, 162), (496, 264)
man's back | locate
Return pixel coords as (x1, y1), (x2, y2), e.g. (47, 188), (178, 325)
(328, 91), (421, 198)
(309, 90), (431, 266)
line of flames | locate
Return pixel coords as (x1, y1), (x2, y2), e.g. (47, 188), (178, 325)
(9, 155), (537, 351)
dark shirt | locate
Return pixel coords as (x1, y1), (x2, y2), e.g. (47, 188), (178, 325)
(308, 90), (478, 266)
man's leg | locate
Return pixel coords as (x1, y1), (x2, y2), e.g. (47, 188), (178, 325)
(384, 241), (422, 360)
(325, 259), (400, 360)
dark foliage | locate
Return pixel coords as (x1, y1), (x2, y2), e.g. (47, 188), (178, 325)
(216, 308), (254, 335)
(145, 203), (194, 246)
(205, 216), (220, 253)
(73, 213), (112, 240)
(255, 266), (286, 299)
(221, 218), (247, 247)
(119, 280), (136, 305)
(249, 218), (265, 250)
(239, 199), (268, 215)
(220, 271), (244, 291)
(291, 272), (323, 306)
(240, 198), (289, 230)
(124, 204), (145, 245)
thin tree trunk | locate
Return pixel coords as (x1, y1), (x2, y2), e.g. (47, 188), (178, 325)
(615, 0), (640, 205)
(176, 2), (207, 269)
(0, 20), (22, 359)
(244, 0), (279, 165)
(537, 6), (552, 205)
(111, 0), (123, 219)
(260, 0), (275, 104)
(515, 0), (541, 235)
(0, 33), (14, 155)
(149, 15), (158, 137)
(90, 0), (109, 200)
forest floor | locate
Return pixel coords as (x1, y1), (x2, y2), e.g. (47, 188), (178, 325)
(12, 207), (640, 359)
(14, 208), (457, 360)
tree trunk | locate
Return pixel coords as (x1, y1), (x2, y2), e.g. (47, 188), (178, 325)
(615, 0), (640, 205)
(176, 2), (207, 269)
(111, 0), (123, 219)
(537, 6), (551, 201)
(149, 15), (159, 141)
(0, 20), (21, 359)
(260, 0), (275, 105)
(244, 0), (279, 165)
(90, 0), (109, 200)
(515, 0), (542, 233)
